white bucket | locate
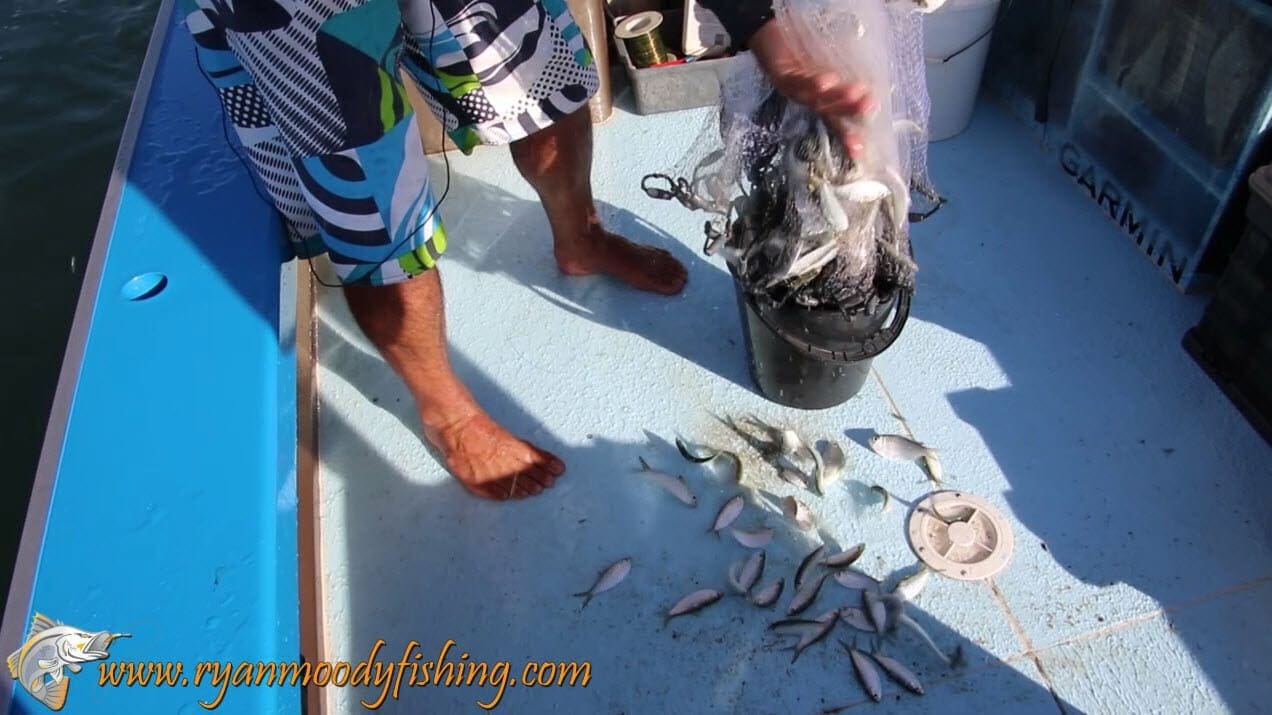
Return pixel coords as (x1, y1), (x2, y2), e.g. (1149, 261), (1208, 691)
(923, 0), (1001, 141)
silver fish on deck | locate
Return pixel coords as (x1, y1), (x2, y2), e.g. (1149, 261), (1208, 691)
(789, 609), (839, 663)
(868, 434), (943, 484)
(862, 590), (889, 633)
(665, 589), (723, 624)
(728, 560), (748, 594)
(844, 641), (883, 702)
(788, 571), (830, 616)
(796, 545), (827, 591)
(833, 569), (882, 592)
(676, 437), (717, 464)
(897, 612), (961, 667)
(751, 578), (785, 608)
(781, 496), (817, 531)
(895, 566), (932, 602)
(573, 557), (632, 609)
(710, 495), (745, 535)
(871, 652), (925, 695)
(731, 527), (775, 548)
(839, 607), (876, 633)
(821, 543), (865, 569)
(739, 550), (766, 594)
(817, 440), (848, 490)
(637, 457), (697, 507)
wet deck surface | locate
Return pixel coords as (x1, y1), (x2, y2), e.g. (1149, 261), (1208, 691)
(315, 99), (1272, 714)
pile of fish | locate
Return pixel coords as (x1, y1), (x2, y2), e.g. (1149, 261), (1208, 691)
(573, 415), (960, 705)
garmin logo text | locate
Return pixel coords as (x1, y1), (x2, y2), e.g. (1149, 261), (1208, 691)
(1060, 142), (1186, 284)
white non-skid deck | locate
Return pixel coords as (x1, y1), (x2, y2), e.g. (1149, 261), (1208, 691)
(314, 99), (1272, 714)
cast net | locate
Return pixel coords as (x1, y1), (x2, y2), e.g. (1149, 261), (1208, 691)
(643, 0), (943, 316)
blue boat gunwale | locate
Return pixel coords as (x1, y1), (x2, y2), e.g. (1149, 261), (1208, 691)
(2, 0), (319, 709)
(0, 0), (179, 688)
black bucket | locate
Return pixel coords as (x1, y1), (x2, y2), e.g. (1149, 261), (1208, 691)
(734, 280), (912, 410)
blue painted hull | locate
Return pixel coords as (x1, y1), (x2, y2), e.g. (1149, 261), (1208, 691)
(3, 0), (301, 712)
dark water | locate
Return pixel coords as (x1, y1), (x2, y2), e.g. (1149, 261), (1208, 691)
(0, 0), (158, 615)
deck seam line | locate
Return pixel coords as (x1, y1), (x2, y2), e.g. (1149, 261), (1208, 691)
(988, 578), (1068, 713)
(1019, 573), (1272, 657)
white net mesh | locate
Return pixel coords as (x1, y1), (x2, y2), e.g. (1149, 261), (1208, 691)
(644, 0), (942, 315)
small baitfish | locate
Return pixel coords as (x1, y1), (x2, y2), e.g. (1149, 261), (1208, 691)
(637, 457), (697, 507)
(782, 497), (817, 531)
(833, 569), (882, 592)
(665, 589), (723, 625)
(710, 495), (745, 535)
(789, 609), (839, 663)
(821, 543), (865, 570)
(751, 578), (785, 608)
(731, 527), (775, 549)
(573, 557), (632, 609)
(788, 572), (830, 616)
(868, 434), (943, 483)
(796, 545), (827, 592)
(739, 550), (766, 594)
(844, 641), (883, 702)
(871, 651), (925, 695)
(895, 566), (932, 602)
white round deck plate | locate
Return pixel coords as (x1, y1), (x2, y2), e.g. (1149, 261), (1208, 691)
(907, 490), (1014, 581)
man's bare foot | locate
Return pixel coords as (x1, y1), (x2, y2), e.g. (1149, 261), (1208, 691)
(424, 411), (566, 500)
(555, 227), (688, 296)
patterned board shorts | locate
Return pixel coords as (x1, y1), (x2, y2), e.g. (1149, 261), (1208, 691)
(181, 0), (600, 285)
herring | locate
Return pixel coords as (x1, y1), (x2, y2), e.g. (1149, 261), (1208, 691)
(728, 559), (748, 595)
(796, 545), (827, 592)
(676, 437), (717, 464)
(833, 569), (882, 592)
(868, 434), (943, 484)
(731, 527), (775, 548)
(781, 496), (817, 531)
(821, 543), (865, 569)
(573, 557), (632, 609)
(789, 609), (839, 663)
(751, 578), (784, 608)
(897, 613), (960, 667)
(843, 641), (883, 702)
(818, 440), (848, 485)
(710, 495), (745, 535)
(665, 589), (723, 624)
(739, 550), (766, 594)
(895, 566), (932, 602)
(839, 607), (876, 633)
(862, 590), (889, 633)
(637, 457), (697, 507)
(788, 572), (830, 616)
(871, 652), (925, 695)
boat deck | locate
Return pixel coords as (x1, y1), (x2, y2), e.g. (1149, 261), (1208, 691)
(313, 99), (1272, 713)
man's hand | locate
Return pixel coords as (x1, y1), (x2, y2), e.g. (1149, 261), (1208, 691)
(748, 18), (877, 158)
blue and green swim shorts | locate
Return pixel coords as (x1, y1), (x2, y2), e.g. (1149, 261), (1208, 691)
(181, 0), (600, 285)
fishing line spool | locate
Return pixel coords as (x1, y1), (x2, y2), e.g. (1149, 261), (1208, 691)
(614, 11), (673, 68)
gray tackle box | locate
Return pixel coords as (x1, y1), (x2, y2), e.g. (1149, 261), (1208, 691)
(606, 4), (751, 115)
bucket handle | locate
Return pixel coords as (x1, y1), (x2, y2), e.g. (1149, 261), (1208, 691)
(925, 0), (1014, 65)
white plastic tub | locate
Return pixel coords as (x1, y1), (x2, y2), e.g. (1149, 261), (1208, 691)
(923, 0), (1002, 141)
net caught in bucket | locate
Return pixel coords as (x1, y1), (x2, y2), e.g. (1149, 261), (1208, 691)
(643, 0), (943, 317)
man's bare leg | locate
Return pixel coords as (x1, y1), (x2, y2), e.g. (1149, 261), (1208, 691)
(343, 271), (565, 500)
(509, 108), (688, 295)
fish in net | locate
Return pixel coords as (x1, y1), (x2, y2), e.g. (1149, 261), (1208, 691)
(642, 0), (944, 317)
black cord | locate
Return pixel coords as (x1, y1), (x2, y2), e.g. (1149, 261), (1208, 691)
(191, 9), (452, 290)
(1035, 0), (1075, 126)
